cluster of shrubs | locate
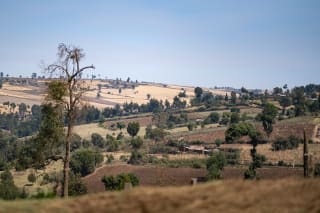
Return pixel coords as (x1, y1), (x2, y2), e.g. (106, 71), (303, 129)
(101, 173), (139, 191)
(272, 135), (302, 151)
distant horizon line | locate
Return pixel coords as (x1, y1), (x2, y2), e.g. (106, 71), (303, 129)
(1, 74), (315, 92)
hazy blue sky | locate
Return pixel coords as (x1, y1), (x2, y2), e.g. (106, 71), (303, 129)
(0, 0), (319, 89)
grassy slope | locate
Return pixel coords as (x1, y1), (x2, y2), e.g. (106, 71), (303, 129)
(1, 179), (319, 213)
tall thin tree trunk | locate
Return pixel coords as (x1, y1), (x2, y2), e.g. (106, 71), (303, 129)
(63, 116), (73, 198)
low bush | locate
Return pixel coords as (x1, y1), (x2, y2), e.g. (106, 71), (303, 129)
(68, 172), (87, 196)
(106, 154), (114, 164)
(27, 173), (36, 183)
(101, 173), (139, 191)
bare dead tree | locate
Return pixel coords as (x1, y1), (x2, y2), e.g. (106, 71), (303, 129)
(45, 43), (95, 198)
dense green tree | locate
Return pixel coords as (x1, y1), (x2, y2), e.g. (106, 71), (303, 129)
(27, 173), (36, 183)
(127, 122), (140, 137)
(225, 122), (258, 143)
(0, 169), (19, 200)
(291, 86), (306, 116)
(91, 133), (105, 148)
(230, 112), (240, 124)
(70, 148), (103, 177)
(279, 96), (292, 115)
(35, 103), (65, 165)
(225, 124), (266, 180)
(260, 103), (278, 137)
(18, 103), (27, 119)
(172, 96), (187, 109)
(220, 112), (230, 125)
(273, 87), (283, 95)
(10, 103), (16, 113)
(209, 112), (220, 123)
(231, 91), (237, 104)
(206, 152), (226, 180)
(194, 87), (203, 98)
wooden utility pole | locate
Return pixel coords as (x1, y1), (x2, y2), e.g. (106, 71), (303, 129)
(303, 129), (309, 177)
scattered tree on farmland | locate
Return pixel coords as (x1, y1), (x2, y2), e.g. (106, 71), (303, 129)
(206, 112), (220, 124)
(206, 152), (226, 180)
(194, 87), (203, 98)
(147, 93), (151, 100)
(225, 123), (265, 179)
(18, 103), (27, 119)
(127, 122), (140, 138)
(91, 133), (105, 148)
(10, 103), (16, 113)
(230, 112), (240, 124)
(260, 103), (278, 137)
(31, 72), (37, 79)
(0, 169), (19, 200)
(27, 173), (36, 183)
(220, 112), (230, 125)
(291, 86), (306, 116)
(172, 96), (187, 109)
(225, 93), (229, 101)
(230, 91), (237, 104)
(36, 103), (65, 164)
(145, 127), (167, 142)
(70, 148), (103, 177)
(279, 96), (292, 115)
(44, 43), (95, 198)
(273, 87), (283, 95)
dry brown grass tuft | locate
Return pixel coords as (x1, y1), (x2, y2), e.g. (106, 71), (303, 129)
(1, 178), (319, 213)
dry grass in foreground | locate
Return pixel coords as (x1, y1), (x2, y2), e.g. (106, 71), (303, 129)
(0, 178), (319, 213)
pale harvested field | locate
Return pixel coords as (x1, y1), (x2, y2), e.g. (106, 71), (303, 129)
(0, 80), (230, 108)
(73, 123), (148, 139)
(221, 143), (320, 165)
